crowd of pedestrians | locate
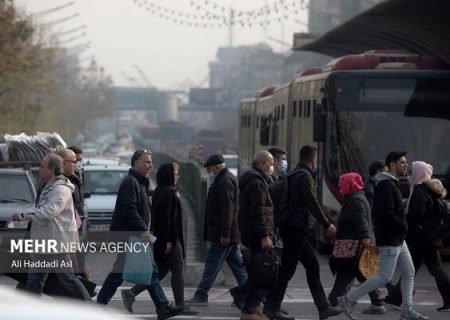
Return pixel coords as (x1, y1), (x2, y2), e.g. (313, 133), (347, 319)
(8, 146), (450, 320)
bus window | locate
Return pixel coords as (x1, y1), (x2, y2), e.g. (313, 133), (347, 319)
(256, 116), (259, 128)
(293, 101), (297, 117)
(282, 104), (285, 120)
(260, 115), (270, 145)
(299, 101), (303, 117)
(271, 120), (279, 146)
(307, 101), (311, 117)
(247, 115), (251, 127)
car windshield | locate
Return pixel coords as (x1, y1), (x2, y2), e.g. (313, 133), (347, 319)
(84, 170), (128, 194)
(0, 174), (34, 203)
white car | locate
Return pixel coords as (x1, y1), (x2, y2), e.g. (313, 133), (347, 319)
(83, 163), (130, 238)
(223, 154), (238, 177)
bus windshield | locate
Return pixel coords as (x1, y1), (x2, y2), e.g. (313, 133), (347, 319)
(326, 73), (450, 178)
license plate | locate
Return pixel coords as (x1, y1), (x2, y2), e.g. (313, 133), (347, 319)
(88, 224), (109, 232)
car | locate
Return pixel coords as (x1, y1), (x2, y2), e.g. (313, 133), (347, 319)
(83, 163), (130, 239)
(0, 168), (37, 249)
(223, 154), (238, 177)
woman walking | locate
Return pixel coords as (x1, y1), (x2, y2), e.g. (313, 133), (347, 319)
(328, 172), (386, 315)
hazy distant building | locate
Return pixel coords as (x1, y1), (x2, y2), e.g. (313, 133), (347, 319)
(308, 0), (385, 34)
(208, 44), (285, 108)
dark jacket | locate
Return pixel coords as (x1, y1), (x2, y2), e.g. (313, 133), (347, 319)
(372, 172), (408, 246)
(203, 167), (240, 244)
(406, 181), (444, 248)
(286, 163), (330, 232)
(336, 190), (373, 241)
(68, 174), (85, 218)
(238, 167), (274, 248)
(151, 163), (185, 260)
(363, 177), (376, 210)
(110, 169), (151, 232)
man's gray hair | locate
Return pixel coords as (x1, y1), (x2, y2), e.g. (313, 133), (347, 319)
(252, 150), (272, 167)
(44, 153), (64, 176)
(55, 148), (75, 160)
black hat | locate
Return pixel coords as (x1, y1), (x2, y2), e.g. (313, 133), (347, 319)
(385, 151), (407, 167)
(203, 154), (224, 168)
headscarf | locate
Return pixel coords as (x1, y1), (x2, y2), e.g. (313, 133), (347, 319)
(338, 172), (364, 197)
(406, 161), (433, 212)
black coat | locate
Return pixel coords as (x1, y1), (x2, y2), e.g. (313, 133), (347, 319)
(203, 167), (240, 243)
(110, 169), (151, 232)
(151, 164), (185, 260)
(406, 184), (443, 248)
(372, 173), (408, 246)
(286, 163), (330, 232)
(336, 191), (373, 241)
(238, 167), (274, 248)
(68, 174), (85, 218)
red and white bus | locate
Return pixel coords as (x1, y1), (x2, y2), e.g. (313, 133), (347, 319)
(238, 50), (450, 252)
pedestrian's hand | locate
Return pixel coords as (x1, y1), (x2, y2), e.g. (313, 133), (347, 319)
(261, 236), (273, 250)
(326, 224), (336, 238)
(361, 238), (371, 247)
(164, 242), (173, 254)
(220, 237), (230, 247)
(11, 213), (22, 221)
(140, 231), (151, 242)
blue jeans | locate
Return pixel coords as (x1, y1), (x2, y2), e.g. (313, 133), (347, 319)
(194, 242), (248, 299)
(97, 252), (168, 307)
(347, 241), (415, 313)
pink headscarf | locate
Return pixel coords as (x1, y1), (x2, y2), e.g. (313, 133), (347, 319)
(409, 161), (433, 192)
(339, 172), (364, 197)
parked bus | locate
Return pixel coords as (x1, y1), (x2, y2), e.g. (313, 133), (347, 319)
(238, 50), (450, 252)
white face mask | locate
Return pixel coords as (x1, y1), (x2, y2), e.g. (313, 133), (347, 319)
(279, 160), (288, 174)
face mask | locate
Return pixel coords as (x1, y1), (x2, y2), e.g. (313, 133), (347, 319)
(279, 160), (288, 174)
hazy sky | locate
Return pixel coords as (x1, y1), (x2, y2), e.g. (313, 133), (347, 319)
(15, 0), (309, 90)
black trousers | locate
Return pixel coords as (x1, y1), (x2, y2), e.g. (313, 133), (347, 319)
(268, 227), (329, 312)
(388, 245), (450, 305)
(328, 263), (383, 306)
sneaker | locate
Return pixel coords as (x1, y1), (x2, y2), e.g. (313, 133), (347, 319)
(179, 304), (199, 315)
(362, 304), (387, 315)
(437, 303), (450, 312)
(120, 289), (135, 313)
(399, 310), (429, 320)
(157, 304), (182, 320)
(319, 306), (343, 320)
(186, 295), (208, 306)
(338, 296), (356, 320)
(383, 296), (402, 310)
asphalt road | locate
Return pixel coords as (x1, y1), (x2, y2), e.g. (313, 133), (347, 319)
(2, 248), (448, 320)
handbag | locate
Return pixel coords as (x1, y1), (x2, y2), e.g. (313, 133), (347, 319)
(331, 239), (360, 259)
(122, 236), (153, 285)
(359, 244), (380, 279)
(249, 249), (280, 289)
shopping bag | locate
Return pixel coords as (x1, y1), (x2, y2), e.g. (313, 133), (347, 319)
(122, 236), (153, 285)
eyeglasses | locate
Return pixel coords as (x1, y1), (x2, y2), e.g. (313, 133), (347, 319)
(64, 159), (77, 164)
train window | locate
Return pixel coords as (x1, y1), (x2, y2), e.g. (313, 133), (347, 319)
(293, 101), (297, 117)
(299, 101), (303, 117)
(277, 106), (280, 121)
(271, 121), (279, 146)
(281, 104), (285, 120)
(247, 115), (251, 127)
(307, 101), (311, 117)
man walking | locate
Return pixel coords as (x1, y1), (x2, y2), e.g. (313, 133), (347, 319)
(12, 153), (90, 300)
(238, 150), (275, 320)
(187, 154), (248, 308)
(265, 145), (341, 320)
(97, 149), (180, 320)
(339, 151), (429, 320)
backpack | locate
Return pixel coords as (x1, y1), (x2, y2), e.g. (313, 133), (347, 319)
(269, 168), (308, 228)
(434, 198), (450, 236)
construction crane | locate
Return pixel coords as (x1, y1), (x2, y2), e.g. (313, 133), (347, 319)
(134, 65), (153, 88)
